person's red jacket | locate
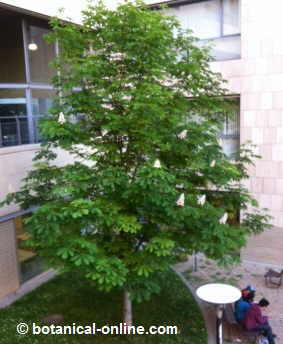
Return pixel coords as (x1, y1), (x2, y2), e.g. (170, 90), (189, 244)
(243, 303), (268, 330)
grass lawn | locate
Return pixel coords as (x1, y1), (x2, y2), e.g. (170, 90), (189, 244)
(0, 270), (207, 344)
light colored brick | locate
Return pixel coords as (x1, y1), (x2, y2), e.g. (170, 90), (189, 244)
(242, 76), (267, 93)
(276, 128), (283, 143)
(240, 127), (252, 143)
(268, 110), (282, 127)
(260, 194), (272, 208)
(251, 177), (263, 193)
(272, 195), (282, 211)
(275, 179), (283, 194)
(260, 92), (273, 110)
(276, 213), (283, 227)
(259, 144), (272, 159)
(274, 39), (283, 55)
(263, 178), (275, 194)
(261, 38), (274, 57)
(267, 56), (283, 74)
(241, 94), (259, 110)
(256, 161), (280, 178)
(227, 77), (242, 93)
(251, 128), (264, 144)
(255, 111), (269, 128)
(242, 38), (261, 59)
(272, 93), (283, 109)
(269, 75), (283, 92)
(243, 111), (256, 127)
(241, 61), (257, 76)
(276, 127), (283, 143)
(263, 128), (277, 144)
(254, 59), (268, 75)
(272, 144), (283, 161)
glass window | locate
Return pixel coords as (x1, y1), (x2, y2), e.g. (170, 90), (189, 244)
(15, 215), (46, 283)
(27, 25), (56, 84)
(220, 99), (240, 158)
(186, 0), (221, 39)
(210, 36), (241, 60)
(223, 0), (240, 35)
(163, 0), (240, 61)
(32, 89), (55, 142)
(32, 89), (55, 115)
(0, 15), (57, 149)
(0, 89), (29, 147)
(0, 16), (26, 83)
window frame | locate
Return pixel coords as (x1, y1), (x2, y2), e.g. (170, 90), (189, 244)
(154, 0), (241, 61)
(0, 15), (57, 148)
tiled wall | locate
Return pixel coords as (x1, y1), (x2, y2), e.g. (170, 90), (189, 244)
(211, 0), (283, 228)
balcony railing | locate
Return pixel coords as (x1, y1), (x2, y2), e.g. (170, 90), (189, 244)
(0, 115), (43, 147)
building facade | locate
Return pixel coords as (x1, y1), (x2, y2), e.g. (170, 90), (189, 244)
(0, 3), (74, 300)
(158, 0), (283, 265)
(1, 0), (283, 301)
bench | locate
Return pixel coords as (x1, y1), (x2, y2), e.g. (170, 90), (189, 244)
(223, 303), (263, 343)
(264, 269), (283, 287)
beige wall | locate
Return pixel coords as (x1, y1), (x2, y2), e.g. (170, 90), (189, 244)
(0, 144), (74, 217)
(210, 0), (283, 229)
(209, 0), (283, 263)
(0, 220), (19, 298)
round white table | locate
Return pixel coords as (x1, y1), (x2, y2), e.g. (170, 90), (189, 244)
(196, 283), (241, 344)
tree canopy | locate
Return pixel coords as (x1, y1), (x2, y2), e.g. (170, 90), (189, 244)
(1, 0), (270, 309)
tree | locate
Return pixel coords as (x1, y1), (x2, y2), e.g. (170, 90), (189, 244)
(1, 0), (270, 325)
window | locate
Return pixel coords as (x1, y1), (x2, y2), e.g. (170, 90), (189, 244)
(0, 89), (29, 146)
(188, 97), (240, 157)
(28, 24), (56, 84)
(32, 89), (55, 142)
(163, 0), (241, 61)
(220, 97), (240, 157)
(0, 10), (56, 148)
(0, 17), (26, 83)
(15, 215), (46, 283)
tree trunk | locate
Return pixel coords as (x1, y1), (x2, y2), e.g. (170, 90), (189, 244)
(123, 289), (133, 326)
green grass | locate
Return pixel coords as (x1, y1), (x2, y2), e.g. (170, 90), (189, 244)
(0, 270), (207, 344)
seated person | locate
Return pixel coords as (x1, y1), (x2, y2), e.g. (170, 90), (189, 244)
(234, 288), (255, 323)
(242, 285), (256, 297)
(243, 298), (276, 344)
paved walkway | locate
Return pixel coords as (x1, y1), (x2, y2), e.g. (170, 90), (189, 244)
(174, 255), (283, 344)
(242, 226), (283, 266)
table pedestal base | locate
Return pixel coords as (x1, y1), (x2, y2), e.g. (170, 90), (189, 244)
(216, 305), (224, 344)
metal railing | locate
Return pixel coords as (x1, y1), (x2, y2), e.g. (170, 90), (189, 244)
(0, 115), (43, 147)
(220, 110), (240, 139)
(0, 115), (29, 147)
